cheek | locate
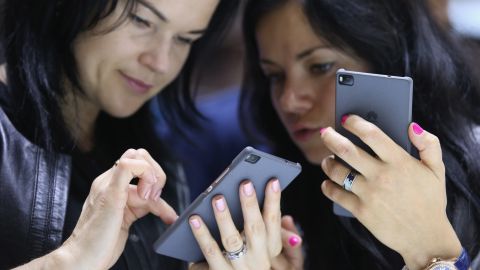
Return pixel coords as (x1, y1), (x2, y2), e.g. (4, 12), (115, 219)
(162, 48), (191, 86)
(270, 89), (286, 120)
(312, 78), (336, 115)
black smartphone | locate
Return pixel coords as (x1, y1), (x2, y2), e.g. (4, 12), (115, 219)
(334, 69), (413, 217)
(153, 146), (302, 262)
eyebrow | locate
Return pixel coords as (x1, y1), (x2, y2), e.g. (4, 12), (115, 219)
(259, 59), (281, 69)
(260, 45), (331, 68)
(137, 1), (207, 36)
(138, 1), (168, 22)
(296, 45), (330, 60)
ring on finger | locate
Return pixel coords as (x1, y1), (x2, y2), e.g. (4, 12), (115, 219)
(343, 170), (357, 192)
(223, 240), (247, 261)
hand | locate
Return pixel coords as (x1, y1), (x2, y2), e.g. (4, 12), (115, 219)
(47, 149), (177, 269)
(271, 215), (304, 270)
(319, 115), (461, 270)
(188, 179), (288, 270)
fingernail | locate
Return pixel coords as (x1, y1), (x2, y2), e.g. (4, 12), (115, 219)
(412, 122), (424, 135)
(215, 197), (226, 212)
(144, 189), (151, 200)
(289, 236), (300, 247)
(243, 182), (254, 197)
(319, 127), (327, 135)
(190, 218), (201, 229)
(341, 115), (350, 125)
(271, 179), (280, 193)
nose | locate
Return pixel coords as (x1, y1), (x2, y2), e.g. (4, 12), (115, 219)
(278, 79), (314, 114)
(139, 41), (171, 74)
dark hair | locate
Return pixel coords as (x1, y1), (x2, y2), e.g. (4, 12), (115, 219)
(1, 0), (239, 166)
(240, 0), (480, 268)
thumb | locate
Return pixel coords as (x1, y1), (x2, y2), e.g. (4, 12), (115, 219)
(271, 215), (304, 270)
(408, 122), (445, 180)
(126, 185), (178, 225)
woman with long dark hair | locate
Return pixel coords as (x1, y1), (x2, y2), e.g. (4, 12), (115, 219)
(241, 0), (480, 269)
(0, 0), (299, 269)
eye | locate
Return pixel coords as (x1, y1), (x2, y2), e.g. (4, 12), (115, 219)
(310, 62), (334, 74)
(265, 72), (285, 86)
(175, 36), (195, 46)
(129, 13), (151, 28)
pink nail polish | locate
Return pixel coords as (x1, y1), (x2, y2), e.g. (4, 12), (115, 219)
(271, 179), (280, 193)
(190, 218), (201, 229)
(289, 236), (300, 247)
(412, 122), (424, 135)
(341, 115), (349, 125)
(215, 198), (226, 212)
(243, 182), (254, 197)
(319, 127), (327, 135)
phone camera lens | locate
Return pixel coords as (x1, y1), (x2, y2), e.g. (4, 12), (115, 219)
(245, 154), (260, 164)
(339, 74), (354, 86)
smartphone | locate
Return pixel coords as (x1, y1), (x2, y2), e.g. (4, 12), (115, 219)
(153, 146), (302, 262)
(334, 69), (413, 217)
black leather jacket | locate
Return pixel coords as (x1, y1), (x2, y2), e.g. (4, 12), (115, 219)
(0, 106), (190, 269)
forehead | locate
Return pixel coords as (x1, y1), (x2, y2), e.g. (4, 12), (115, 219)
(137, 0), (219, 27)
(255, 1), (325, 57)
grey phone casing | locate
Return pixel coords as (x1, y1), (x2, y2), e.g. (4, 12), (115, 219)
(334, 69), (413, 217)
(153, 146), (302, 262)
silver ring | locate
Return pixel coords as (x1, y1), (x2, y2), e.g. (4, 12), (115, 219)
(223, 242), (247, 260)
(343, 170), (357, 192)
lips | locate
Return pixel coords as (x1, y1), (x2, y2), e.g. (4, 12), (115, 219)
(292, 126), (323, 142)
(120, 72), (154, 95)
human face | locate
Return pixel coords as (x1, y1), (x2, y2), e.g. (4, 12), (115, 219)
(73, 0), (219, 118)
(255, 1), (369, 165)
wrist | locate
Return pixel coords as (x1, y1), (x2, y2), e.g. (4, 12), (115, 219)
(401, 224), (462, 270)
(44, 247), (76, 269)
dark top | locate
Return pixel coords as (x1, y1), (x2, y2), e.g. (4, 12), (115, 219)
(0, 82), (189, 269)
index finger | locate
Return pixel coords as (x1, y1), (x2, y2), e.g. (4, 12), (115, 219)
(109, 149), (156, 194)
(136, 148), (166, 186)
(341, 114), (408, 163)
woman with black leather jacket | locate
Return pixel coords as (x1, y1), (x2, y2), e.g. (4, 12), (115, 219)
(0, 0), (249, 269)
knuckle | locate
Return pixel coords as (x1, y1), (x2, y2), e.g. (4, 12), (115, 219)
(157, 170), (167, 182)
(359, 122), (380, 143)
(245, 221), (266, 235)
(201, 241), (219, 259)
(223, 234), (243, 250)
(137, 148), (150, 157)
(264, 211), (280, 225)
(124, 148), (137, 156)
(332, 165), (347, 181)
(374, 169), (393, 185)
(243, 197), (259, 209)
(335, 142), (352, 158)
(426, 134), (440, 146)
(116, 158), (130, 169)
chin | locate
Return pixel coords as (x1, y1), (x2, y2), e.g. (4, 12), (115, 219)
(302, 147), (331, 166)
(106, 105), (142, 118)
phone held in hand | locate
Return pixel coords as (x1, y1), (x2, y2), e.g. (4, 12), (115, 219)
(153, 146), (302, 262)
(334, 69), (413, 217)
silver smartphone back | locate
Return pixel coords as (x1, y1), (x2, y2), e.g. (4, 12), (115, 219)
(153, 146), (302, 262)
(334, 69), (413, 217)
